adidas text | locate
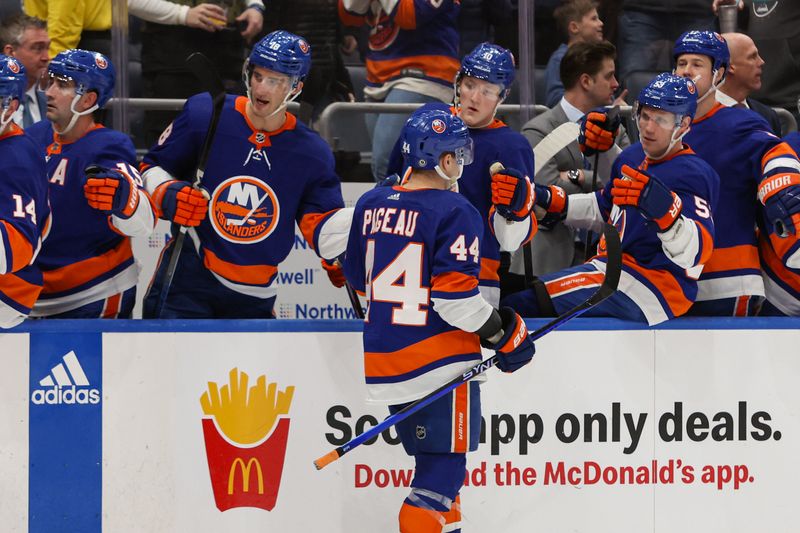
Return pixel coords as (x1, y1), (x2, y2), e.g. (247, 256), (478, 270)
(31, 386), (100, 405)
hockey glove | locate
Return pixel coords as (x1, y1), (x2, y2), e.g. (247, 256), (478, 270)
(83, 165), (140, 219)
(757, 173), (800, 237)
(579, 109), (621, 157)
(533, 183), (568, 230)
(152, 180), (209, 227)
(480, 307), (535, 373)
(491, 165), (534, 221)
(321, 258), (346, 288)
(613, 164), (682, 231)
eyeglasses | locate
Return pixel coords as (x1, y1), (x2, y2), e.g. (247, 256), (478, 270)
(459, 78), (502, 100)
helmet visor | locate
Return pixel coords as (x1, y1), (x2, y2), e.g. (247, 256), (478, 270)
(454, 137), (475, 166)
(39, 72), (76, 93)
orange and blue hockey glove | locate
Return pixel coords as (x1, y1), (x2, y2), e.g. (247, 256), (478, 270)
(612, 164), (682, 232)
(481, 307), (536, 373)
(758, 172), (800, 237)
(579, 109), (621, 156)
(152, 179), (209, 227)
(83, 165), (140, 219)
(491, 165), (534, 221)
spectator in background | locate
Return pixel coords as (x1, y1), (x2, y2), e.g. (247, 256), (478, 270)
(712, 0), (800, 125)
(716, 32), (781, 135)
(617, 0), (714, 82)
(262, 0), (354, 124)
(138, 0), (264, 146)
(519, 41), (629, 277)
(544, 0), (605, 108)
(0, 14), (49, 128)
(23, 0), (113, 56)
(339, 0), (461, 182)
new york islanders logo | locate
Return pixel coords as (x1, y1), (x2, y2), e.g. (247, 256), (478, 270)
(298, 39), (310, 54)
(6, 58), (20, 74)
(94, 54), (108, 69)
(210, 176), (280, 244)
(431, 119), (447, 134)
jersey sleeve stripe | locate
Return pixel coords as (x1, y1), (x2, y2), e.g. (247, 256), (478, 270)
(761, 142), (800, 172)
(479, 257), (501, 283)
(0, 272), (43, 312)
(367, 55), (460, 86)
(0, 221), (34, 274)
(760, 233), (800, 293)
(42, 238), (133, 294)
(300, 208), (339, 252)
(694, 220), (715, 266)
(203, 248), (278, 286)
(701, 243), (760, 275)
(364, 329), (481, 379)
(431, 271), (479, 295)
(394, 0), (416, 29)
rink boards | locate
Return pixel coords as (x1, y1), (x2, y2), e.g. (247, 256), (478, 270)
(1, 317), (798, 533)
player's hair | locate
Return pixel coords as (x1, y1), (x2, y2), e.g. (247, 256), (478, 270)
(553, 0), (598, 40)
(0, 14), (46, 50)
(560, 40), (616, 91)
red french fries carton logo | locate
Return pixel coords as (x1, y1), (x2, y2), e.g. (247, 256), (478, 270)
(200, 368), (295, 512)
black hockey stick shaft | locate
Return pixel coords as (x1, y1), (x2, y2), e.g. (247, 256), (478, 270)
(154, 53), (226, 318)
(584, 106), (619, 261)
(345, 282), (365, 319)
(314, 223), (621, 470)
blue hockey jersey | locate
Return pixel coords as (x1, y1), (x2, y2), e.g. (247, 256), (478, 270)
(25, 122), (148, 315)
(0, 123), (50, 327)
(684, 102), (799, 302)
(387, 102), (537, 306)
(142, 94), (345, 299)
(343, 185), (490, 404)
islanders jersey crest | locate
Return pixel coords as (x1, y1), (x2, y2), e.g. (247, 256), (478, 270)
(210, 176), (279, 244)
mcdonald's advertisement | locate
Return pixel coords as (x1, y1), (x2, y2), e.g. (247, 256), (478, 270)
(0, 323), (799, 532)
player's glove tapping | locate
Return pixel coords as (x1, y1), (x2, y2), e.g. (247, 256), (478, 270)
(321, 259), (346, 288)
(491, 166), (534, 221)
(579, 109), (621, 156)
(613, 164), (682, 231)
(83, 165), (140, 219)
(481, 307), (536, 373)
(757, 172), (800, 237)
(153, 179), (209, 227)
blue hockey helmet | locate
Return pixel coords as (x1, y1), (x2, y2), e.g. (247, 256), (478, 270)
(636, 73), (698, 122)
(457, 42), (516, 99)
(247, 30), (312, 85)
(47, 49), (115, 107)
(673, 30), (729, 73)
(401, 108), (474, 171)
(0, 55), (27, 104)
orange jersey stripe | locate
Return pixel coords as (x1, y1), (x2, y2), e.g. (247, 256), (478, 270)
(702, 244), (760, 274)
(102, 293), (121, 318)
(203, 248), (278, 286)
(696, 221), (715, 265)
(0, 272), (41, 309)
(367, 55), (460, 85)
(299, 208), (339, 251)
(479, 257), (500, 282)
(364, 330), (480, 378)
(761, 142), (799, 172)
(395, 0), (416, 29)
(431, 271), (478, 293)
(760, 233), (800, 294)
(623, 254), (693, 316)
(42, 239), (133, 294)
(452, 383), (469, 453)
(1, 221), (34, 272)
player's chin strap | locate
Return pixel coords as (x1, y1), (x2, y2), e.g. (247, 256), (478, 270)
(0, 96), (14, 134)
(689, 70), (726, 106)
(245, 74), (303, 120)
(434, 161), (463, 188)
(54, 93), (98, 136)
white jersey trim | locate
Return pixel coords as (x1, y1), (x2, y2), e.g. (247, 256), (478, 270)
(566, 193), (605, 232)
(762, 272), (800, 316)
(590, 259), (670, 326)
(366, 358), (485, 406)
(0, 299), (26, 329)
(142, 166), (175, 195)
(0, 224), (7, 275)
(658, 216), (701, 270)
(696, 274), (765, 301)
(31, 262), (140, 316)
(432, 292), (494, 333)
(317, 207), (353, 260)
(111, 189), (156, 238)
(491, 213), (531, 252)
(478, 284), (499, 309)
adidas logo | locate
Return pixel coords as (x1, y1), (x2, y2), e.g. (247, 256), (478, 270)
(31, 350), (100, 405)
(387, 193), (400, 200)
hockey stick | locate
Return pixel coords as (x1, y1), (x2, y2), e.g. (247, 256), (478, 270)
(584, 106), (619, 261)
(153, 53), (226, 318)
(531, 121), (580, 221)
(344, 281), (365, 319)
(490, 161), (535, 285)
(313, 222), (621, 470)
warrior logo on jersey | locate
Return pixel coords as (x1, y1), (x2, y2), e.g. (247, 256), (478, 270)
(6, 57), (20, 73)
(432, 119), (447, 134)
(95, 55), (108, 69)
(753, 1), (778, 17)
(210, 176), (280, 244)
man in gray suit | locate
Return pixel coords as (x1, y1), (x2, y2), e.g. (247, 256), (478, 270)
(0, 14), (49, 128)
(517, 41), (629, 276)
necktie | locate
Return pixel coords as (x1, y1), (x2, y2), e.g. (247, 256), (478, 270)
(22, 93), (34, 128)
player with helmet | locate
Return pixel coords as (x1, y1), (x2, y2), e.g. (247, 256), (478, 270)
(141, 30), (348, 318)
(25, 49), (154, 319)
(0, 54), (51, 327)
(386, 42), (538, 307)
(669, 30), (800, 316)
(503, 73), (719, 325)
(343, 107), (536, 533)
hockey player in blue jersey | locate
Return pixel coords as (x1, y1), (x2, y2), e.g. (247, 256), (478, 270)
(669, 30), (800, 316)
(141, 30), (348, 318)
(503, 74), (719, 325)
(386, 43), (537, 308)
(757, 130), (800, 316)
(25, 49), (154, 319)
(344, 108), (535, 533)
(0, 55), (50, 328)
